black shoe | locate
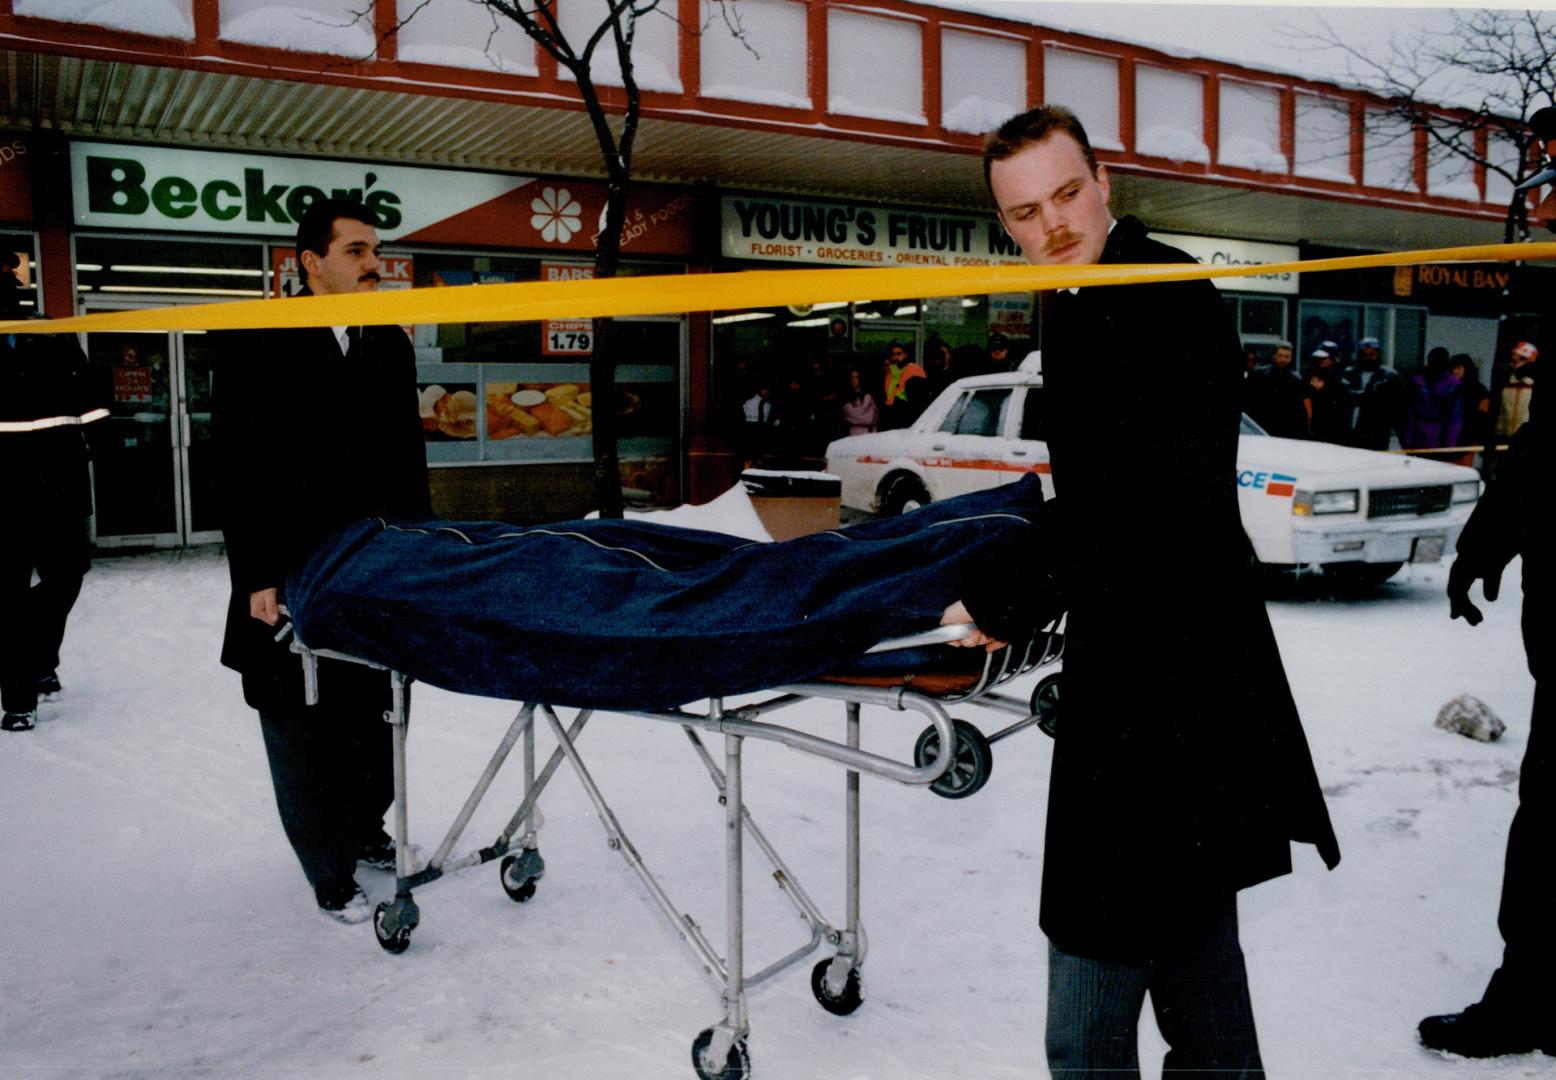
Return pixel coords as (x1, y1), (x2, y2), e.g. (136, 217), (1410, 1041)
(356, 832), (397, 871)
(314, 880), (371, 924)
(1419, 1003), (1556, 1058)
(36, 673), (61, 699)
(2, 711), (36, 732)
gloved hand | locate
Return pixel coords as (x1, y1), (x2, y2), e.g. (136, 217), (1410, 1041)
(1447, 556), (1501, 626)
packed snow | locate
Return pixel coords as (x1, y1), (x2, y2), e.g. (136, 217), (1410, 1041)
(0, 489), (1547, 1079)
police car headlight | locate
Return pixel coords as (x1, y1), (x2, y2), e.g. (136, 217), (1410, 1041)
(1293, 489), (1359, 516)
(1451, 480), (1481, 504)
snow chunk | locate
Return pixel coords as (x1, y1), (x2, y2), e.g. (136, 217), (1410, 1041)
(828, 98), (927, 127)
(221, 3), (373, 56)
(1137, 126), (1209, 164)
(589, 482), (774, 542)
(1434, 694), (1505, 743)
(1428, 180), (1481, 204)
(1219, 135), (1286, 174)
(701, 84), (811, 111)
(19, 0), (194, 39)
(942, 97), (1019, 136)
(396, 43), (537, 75)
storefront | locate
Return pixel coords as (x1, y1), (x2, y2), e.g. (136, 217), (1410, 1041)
(709, 191), (1031, 466)
(58, 140), (697, 544)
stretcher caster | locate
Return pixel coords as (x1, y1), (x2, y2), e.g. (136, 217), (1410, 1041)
(810, 958), (864, 1016)
(1031, 673), (1061, 738)
(374, 896), (419, 954)
(691, 1027), (750, 1080)
(913, 718), (993, 799)
(500, 849), (545, 903)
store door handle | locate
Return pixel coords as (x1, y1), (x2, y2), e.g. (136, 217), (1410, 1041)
(180, 412), (191, 448)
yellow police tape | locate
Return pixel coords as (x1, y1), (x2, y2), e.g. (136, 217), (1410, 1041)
(5, 241), (1555, 335)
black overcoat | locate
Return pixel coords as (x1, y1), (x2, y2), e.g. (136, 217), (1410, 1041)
(213, 322), (431, 711)
(968, 217), (1340, 964)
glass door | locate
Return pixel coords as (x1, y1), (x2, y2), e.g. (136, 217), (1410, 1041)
(82, 310), (219, 546)
(84, 325), (182, 546)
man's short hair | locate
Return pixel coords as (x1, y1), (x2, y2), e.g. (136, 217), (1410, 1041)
(982, 105), (1099, 195)
(296, 198), (378, 287)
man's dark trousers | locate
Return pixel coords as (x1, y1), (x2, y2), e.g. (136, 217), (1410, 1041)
(0, 514), (90, 715)
(1483, 681), (1553, 1014)
(1047, 898), (1264, 1079)
(256, 661), (395, 891)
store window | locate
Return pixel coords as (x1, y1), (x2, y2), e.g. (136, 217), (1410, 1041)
(0, 230), (40, 312)
(1229, 294), (1289, 361)
(711, 295), (1026, 466)
(409, 252), (683, 489)
(1298, 300), (1427, 373)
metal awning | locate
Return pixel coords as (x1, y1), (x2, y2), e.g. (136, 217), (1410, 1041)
(0, 50), (1507, 252)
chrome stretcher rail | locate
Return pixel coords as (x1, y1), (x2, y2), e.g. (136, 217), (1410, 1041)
(281, 618), (1059, 1080)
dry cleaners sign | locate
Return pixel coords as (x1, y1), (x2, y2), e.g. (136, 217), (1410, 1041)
(1148, 232), (1300, 295)
(722, 195), (1027, 267)
(70, 142), (529, 240)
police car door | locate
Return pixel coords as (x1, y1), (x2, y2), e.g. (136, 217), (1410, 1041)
(1010, 384), (1055, 499)
(923, 385), (1016, 500)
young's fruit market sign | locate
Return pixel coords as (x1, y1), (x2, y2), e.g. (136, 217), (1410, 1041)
(722, 195), (1027, 267)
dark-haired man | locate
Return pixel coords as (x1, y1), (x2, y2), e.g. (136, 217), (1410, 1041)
(215, 198), (430, 924)
(945, 105), (1339, 1078)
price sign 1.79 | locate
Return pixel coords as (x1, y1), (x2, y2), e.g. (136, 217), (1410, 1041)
(543, 318), (594, 356)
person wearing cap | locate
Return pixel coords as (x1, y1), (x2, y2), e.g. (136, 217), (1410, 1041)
(1305, 346), (1349, 444)
(1497, 340), (1539, 440)
(986, 332), (1013, 373)
(1243, 340), (1310, 438)
(879, 340), (927, 430)
(1339, 336), (1406, 450)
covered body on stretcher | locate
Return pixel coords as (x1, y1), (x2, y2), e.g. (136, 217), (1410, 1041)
(285, 474), (1059, 711)
(280, 475), (1062, 1080)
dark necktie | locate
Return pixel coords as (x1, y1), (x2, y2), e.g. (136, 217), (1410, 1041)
(344, 325), (361, 360)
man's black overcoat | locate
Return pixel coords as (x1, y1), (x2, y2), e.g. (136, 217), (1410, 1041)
(214, 323), (431, 711)
(968, 217), (1340, 964)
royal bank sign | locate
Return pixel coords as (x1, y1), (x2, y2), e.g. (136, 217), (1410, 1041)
(722, 195), (1027, 268)
(70, 141), (528, 239)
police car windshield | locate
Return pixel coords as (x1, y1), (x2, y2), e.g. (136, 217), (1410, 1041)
(1240, 414), (1268, 436)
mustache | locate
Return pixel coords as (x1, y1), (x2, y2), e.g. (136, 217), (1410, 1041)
(1043, 232), (1081, 254)
(358, 272), (382, 283)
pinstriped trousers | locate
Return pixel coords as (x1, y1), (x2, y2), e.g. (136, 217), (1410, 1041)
(1046, 898), (1264, 1079)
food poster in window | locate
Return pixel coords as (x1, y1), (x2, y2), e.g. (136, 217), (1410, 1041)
(418, 381), (479, 441)
(485, 381), (594, 441)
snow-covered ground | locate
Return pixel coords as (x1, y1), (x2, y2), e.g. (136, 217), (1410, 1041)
(0, 539), (1546, 1079)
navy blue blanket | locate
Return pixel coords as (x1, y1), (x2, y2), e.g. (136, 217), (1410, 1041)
(287, 475), (1047, 709)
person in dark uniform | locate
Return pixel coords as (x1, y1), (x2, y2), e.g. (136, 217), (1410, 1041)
(214, 198), (431, 923)
(1419, 278), (1552, 1062)
(944, 105), (1340, 1079)
(0, 260), (108, 732)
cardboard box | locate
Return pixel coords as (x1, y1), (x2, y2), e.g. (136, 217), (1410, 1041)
(741, 470), (841, 541)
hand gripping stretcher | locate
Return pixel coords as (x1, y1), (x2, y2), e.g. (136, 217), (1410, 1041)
(283, 617), (1062, 1080)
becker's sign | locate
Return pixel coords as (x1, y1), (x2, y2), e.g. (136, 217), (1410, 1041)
(70, 141), (529, 240)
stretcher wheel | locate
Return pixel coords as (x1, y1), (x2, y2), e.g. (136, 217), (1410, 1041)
(500, 850), (545, 903)
(810, 958), (864, 1016)
(1031, 673), (1061, 738)
(691, 1027), (751, 1080)
(374, 897), (419, 954)
(913, 718), (993, 799)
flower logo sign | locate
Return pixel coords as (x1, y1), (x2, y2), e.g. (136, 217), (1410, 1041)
(532, 186), (583, 244)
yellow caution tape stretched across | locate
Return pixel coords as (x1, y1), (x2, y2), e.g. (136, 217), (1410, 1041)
(5, 242), (1555, 335)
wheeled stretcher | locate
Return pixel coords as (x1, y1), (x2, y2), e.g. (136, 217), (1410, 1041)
(278, 478), (1061, 1077)
(285, 615), (1061, 1080)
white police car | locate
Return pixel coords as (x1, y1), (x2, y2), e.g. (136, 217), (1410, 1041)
(824, 355), (1480, 585)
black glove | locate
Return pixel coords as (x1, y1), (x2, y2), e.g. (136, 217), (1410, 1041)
(1447, 556), (1502, 626)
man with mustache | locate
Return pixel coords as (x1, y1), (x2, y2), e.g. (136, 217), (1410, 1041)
(214, 198), (430, 924)
(944, 106), (1339, 1078)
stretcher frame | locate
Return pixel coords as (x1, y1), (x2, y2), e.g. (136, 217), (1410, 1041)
(285, 619), (1060, 1079)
